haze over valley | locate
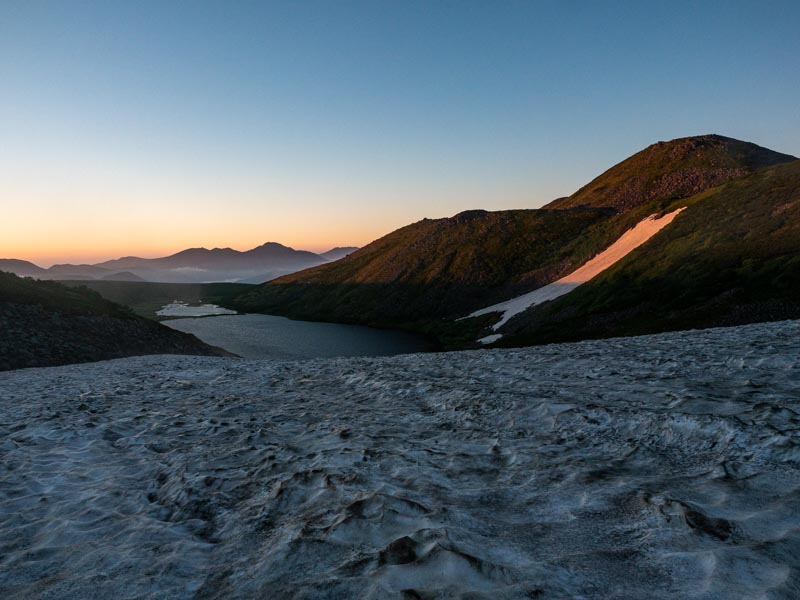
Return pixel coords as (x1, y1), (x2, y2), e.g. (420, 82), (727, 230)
(0, 243), (358, 284)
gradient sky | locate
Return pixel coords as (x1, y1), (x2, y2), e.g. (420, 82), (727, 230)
(1, 0), (798, 265)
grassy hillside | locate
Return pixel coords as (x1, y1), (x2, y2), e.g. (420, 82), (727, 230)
(61, 280), (253, 320)
(228, 135), (797, 349)
(0, 272), (230, 370)
(0, 271), (135, 318)
(230, 208), (612, 328)
(500, 160), (800, 345)
(547, 134), (795, 212)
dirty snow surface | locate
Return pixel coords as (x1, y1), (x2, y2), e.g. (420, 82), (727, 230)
(2, 320), (800, 599)
(156, 302), (237, 317)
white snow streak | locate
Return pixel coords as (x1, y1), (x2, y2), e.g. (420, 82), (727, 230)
(156, 302), (237, 317)
(468, 207), (686, 337)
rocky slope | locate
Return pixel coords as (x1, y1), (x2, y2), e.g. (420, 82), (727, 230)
(1, 320), (799, 598)
(0, 271), (229, 370)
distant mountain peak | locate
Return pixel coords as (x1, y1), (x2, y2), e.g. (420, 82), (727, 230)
(320, 247), (359, 261)
(0, 259), (46, 275)
(252, 241), (291, 251)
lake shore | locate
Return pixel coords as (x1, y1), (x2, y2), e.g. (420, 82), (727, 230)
(161, 312), (430, 359)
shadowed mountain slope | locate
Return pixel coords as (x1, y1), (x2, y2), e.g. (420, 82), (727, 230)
(0, 271), (230, 370)
(547, 134), (795, 212)
(230, 208), (612, 327)
(60, 280), (253, 320)
(500, 159), (800, 345)
(101, 271), (146, 282)
(231, 135), (797, 344)
(46, 264), (112, 280)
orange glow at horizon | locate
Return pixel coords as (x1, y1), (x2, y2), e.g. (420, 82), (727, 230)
(0, 189), (394, 266)
(0, 178), (419, 267)
(0, 223), (381, 268)
(0, 139), (554, 268)
(1, 167), (547, 267)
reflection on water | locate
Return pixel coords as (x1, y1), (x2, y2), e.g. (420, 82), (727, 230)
(162, 313), (429, 359)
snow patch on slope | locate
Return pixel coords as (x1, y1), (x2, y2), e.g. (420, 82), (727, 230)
(156, 301), (237, 317)
(468, 207), (686, 338)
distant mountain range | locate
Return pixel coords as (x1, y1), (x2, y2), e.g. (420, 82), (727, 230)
(0, 243), (358, 284)
(229, 134), (800, 348)
(319, 247), (359, 262)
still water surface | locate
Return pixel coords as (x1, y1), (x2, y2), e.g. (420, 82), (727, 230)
(163, 313), (429, 360)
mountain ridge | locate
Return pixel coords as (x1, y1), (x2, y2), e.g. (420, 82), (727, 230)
(546, 134), (796, 212)
(230, 207), (612, 330)
(0, 259), (47, 277)
(228, 135), (799, 348)
(498, 158), (800, 345)
(320, 247), (359, 261)
(1, 241), (343, 284)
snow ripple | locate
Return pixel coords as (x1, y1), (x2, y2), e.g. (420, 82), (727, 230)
(2, 320), (800, 598)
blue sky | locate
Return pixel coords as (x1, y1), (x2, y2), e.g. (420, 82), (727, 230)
(1, 0), (798, 263)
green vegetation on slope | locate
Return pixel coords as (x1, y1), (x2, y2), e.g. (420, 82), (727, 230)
(60, 280), (253, 320)
(0, 271), (230, 370)
(227, 135), (797, 349)
(501, 160), (800, 345)
(0, 271), (136, 318)
(230, 208), (611, 330)
(547, 134), (795, 212)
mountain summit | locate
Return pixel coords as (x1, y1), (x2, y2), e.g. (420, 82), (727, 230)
(547, 134), (795, 212)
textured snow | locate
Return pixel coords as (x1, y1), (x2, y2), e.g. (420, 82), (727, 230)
(469, 208), (686, 333)
(156, 302), (237, 317)
(2, 320), (800, 598)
